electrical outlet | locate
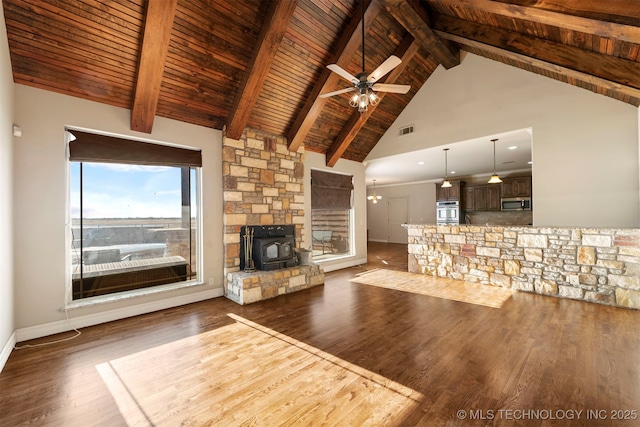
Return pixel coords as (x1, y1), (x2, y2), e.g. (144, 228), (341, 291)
(208, 278), (214, 286)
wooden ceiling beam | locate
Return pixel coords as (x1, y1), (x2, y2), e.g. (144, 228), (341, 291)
(378, 0), (459, 69)
(130, 0), (178, 133)
(326, 35), (419, 167)
(286, 0), (384, 152)
(433, 15), (640, 99)
(431, 0), (640, 44)
(225, 0), (298, 140)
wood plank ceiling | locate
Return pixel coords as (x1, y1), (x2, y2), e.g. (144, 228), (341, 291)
(3, 0), (639, 165)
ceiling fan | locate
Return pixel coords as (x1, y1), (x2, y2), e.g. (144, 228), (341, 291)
(320, 1), (411, 113)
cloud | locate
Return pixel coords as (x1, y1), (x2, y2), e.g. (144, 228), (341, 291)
(71, 163), (195, 219)
(71, 191), (183, 218)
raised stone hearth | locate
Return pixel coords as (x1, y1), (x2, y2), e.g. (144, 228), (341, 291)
(225, 265), (324, 305)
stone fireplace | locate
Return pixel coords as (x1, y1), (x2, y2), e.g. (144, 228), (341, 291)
(222, 128), (323, 304)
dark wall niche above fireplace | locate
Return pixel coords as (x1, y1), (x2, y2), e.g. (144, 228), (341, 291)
(240, 225), (297, 271)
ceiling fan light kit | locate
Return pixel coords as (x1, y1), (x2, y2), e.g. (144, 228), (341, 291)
(350, 89), (380, 112)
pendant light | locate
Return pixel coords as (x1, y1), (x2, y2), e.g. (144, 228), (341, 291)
(488, 138), (502, 184)
(367, 179), (382, 203)
(441, 148), (452, 188)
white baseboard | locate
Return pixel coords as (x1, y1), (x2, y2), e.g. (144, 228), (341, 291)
(15, 287), (223, 343)
(319, 257), (368, 273)
(368, 239), (388, 243)
(0, 331), (17, 374)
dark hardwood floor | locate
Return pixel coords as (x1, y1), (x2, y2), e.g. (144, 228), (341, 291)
(1, 243), (639, 426)
(365, 241), (410, 272)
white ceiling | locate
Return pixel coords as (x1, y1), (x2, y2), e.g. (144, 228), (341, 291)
(363, 128), (532, 187)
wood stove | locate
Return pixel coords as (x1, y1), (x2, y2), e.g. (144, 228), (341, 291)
(240, 225), (297, 271)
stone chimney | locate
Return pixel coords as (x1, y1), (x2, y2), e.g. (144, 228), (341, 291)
(222, 128), (305, 276)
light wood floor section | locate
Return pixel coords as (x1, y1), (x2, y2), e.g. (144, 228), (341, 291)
(1, 242), (640, 426)
(350, 268), (514, 308)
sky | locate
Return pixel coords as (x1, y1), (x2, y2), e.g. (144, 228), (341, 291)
(70, 163), (196, 219)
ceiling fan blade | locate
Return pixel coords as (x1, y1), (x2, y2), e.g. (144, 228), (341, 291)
(319, 87), (356, 98)
(372, 83), (411, 94)
(367, 55), (402, 83)
(327, 64), (358, 83)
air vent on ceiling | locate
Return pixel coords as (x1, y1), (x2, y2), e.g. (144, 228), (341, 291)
(399, 125), (414, 136)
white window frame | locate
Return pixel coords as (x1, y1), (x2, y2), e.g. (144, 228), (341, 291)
(309, 169), (354, 263)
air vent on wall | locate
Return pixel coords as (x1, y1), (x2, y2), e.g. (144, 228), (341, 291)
(399, 125), (414, 136)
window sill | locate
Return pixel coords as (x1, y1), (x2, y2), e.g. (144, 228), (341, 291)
(62, 280), (207, 311)
(312, 253), (354, 263)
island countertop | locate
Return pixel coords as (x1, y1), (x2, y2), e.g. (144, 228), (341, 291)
(403, 223), (640, 309)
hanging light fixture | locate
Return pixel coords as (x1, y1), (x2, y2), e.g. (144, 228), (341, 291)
(488, 138), (503, 184)
(367, 179), (382, 203)
(441, 148), (452, 188)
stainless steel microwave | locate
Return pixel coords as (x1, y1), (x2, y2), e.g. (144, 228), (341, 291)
(501, 197), (531, 211)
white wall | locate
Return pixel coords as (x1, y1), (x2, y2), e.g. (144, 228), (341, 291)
(367, 182), (436, 242)
(304, 151), (367, 271)
(369, 53), (640, 228)
(0, 4), (16, 369)
(13, 85), (223, 336)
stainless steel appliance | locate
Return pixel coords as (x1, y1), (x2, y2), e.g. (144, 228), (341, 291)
(436, 200), (460, 225)
(501, 197), (532, 211)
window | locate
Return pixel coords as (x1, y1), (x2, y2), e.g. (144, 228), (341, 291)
(310, 170), (353, 261)
(68, 130), (201, 300)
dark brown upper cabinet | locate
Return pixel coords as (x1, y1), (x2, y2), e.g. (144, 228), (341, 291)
(501, 177), (532, 198)
(437, 180), (464, 202)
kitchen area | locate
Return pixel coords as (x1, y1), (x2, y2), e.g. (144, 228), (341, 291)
(366, 131), (640, 310)
(365, 129), (536, 243)
(368, 163), (640, 310)
(436, 175), (532, 227)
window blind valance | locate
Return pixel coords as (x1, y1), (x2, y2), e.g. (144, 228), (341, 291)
(68, 130), (202, 167)
(311, 170), (353, 210)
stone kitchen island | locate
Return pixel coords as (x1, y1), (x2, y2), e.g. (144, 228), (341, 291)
(404, 224), (640, 309)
